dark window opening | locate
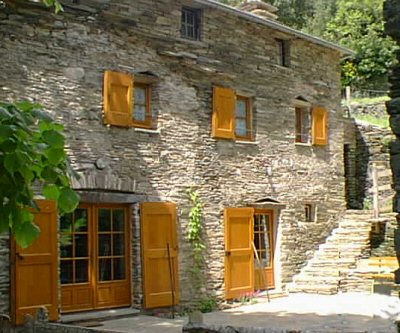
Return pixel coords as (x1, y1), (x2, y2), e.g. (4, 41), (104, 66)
(276, 39), (290, 67)
(181, 7), (201, 40)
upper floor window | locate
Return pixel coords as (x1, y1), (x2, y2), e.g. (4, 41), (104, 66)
(295, 106), (311, 144)
(133, 83), (151, 128)
(276, 39), (290, 67)
(212, 86), (253, 141)
(181, 7), (201, 40)
(294, 99), (328, 146)
(103, 71), (153, 129)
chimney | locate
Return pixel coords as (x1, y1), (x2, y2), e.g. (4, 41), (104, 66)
(238, 0), (278, 21)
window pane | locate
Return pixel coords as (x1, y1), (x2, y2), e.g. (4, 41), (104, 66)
(133, 105), (146, 122)
(235, 119), (247, 137)
(134, 87), (146, 103)
(113, 234), (125, 256)
(113, 209), (125, 231)
(75, 234), (88, 257)
(74, 209), (88, 232)
(113, 258), (126, 280)
(61, 260), (73, 284)
(98, 209), (111, 231)
(236, 100), (246, 117)
(60, 240), (73, 258)
(60, 213), (73, 231)
(98, 234), (111, 257)
(98, 259), (112, 281)
(75, 260), (89, 283)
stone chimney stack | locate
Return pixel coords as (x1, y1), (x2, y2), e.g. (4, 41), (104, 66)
(238, 0), (278, 21)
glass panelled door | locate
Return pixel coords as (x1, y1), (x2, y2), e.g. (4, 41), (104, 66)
(254, 210), (274, 290)
(60, 204), (130, 313)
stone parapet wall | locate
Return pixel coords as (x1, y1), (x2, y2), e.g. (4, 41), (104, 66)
(0, 0), (345, 310)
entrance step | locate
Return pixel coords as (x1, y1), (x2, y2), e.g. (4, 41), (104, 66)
(61, 307), (140, 324)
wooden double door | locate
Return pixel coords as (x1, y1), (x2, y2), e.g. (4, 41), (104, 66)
(224, 208), (274, 299)
(60, 204), (131, 312)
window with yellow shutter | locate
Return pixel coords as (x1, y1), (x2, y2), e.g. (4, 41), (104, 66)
(294, 99), (328, 146)
(103, 71), (154, 129)
(212, 86), (253, 141)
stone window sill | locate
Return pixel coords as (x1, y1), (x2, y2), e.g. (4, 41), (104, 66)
(134, 128), (160, 134)
(236, 140), (259, 145)
(295, 142), (312, 147)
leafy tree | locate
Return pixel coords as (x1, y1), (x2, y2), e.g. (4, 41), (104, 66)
(0, 102), (79, 248)
(270, 0), (313, 30)
(303, 0), (337, 37)
(324, 0), (398, 89)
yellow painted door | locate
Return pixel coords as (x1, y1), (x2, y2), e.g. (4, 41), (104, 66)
(141, 202), (179, 309)
(224, 207), (254, 299)
(254, 210), (275, 290)
(12, 200), (58, 325)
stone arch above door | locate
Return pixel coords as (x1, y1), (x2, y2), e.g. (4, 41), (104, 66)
(71, 170), (137, 193)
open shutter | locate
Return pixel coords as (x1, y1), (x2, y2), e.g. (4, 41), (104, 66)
(212, 86), (235, 139)
(12, 200), (58, 325)
(103, 70), (134, 127)
(224, 207), (254, 299)
(312, 106), (328, 146)
(141, 202), (179, 308)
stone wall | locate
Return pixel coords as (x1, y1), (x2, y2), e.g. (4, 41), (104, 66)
(344, 118), (394, 212)
(0, 0), (345, 311)
(384, 0), (400, 284)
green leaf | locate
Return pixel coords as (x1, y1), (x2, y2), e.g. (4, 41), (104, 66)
(16, 101), (42, 113)
(46, 148), (65, 165)
(0, 107), (12, 120)
(42, 130), (65, 148)
(14, 221), (41, 249)
(58, 187), (80, 213)
(43, 184), (60, 200)
(0, 125), (14, 139)
(4, 151), (27, 173)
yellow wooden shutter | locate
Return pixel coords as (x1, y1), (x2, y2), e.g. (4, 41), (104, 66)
(103, 70), (134, 127)
(13, 200), (58, 325)
(224, 207), (254, 299)
(141, 202), (179, 309)
(312, 106), (328, 146)
(212, 86), (235, 139)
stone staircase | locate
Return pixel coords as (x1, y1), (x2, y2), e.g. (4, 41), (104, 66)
(289, 210), (374, 294)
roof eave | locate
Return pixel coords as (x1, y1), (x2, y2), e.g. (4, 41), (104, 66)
(193, 0), (354, 56)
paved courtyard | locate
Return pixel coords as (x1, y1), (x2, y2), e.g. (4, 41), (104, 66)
(94, 293), (400, 333)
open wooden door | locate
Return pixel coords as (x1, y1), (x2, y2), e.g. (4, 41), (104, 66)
(12, 200), (58, 325)
(141, 202), (179, 308)
(224, 207), (254, 299)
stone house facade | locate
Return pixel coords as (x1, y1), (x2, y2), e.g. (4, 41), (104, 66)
(0, 0), (351, 323)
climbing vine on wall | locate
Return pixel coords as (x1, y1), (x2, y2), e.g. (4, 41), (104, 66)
(187, 189), (205, 268)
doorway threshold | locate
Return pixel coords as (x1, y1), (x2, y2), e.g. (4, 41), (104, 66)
(61, 307), (140, 324)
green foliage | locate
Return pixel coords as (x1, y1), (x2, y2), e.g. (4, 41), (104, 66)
(42, 0), (63, 13)
(270, 0), (314, 31)
(187, 189), (205, 265)
(324, 0), (398, 89)
(198, 297), (217, 313)
(353, 113), (389, 128)
(0, 102), (79, 248)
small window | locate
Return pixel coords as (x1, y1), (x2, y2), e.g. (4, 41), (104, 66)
(276, 39), (290, 67)
(304, 204), (315, 222)
(103, 71), (154, 129)
(235, 96), (252, 140)
(295, 106), (311, 144)
(181, 7), (201, 40)
(133, 83), (151, 128)
(294, 100), (328, 146)
(212, 86), (253, 141)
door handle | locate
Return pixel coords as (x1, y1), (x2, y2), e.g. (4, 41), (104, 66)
(225, 251), (231, 257)
(16, 253), (24, 260)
